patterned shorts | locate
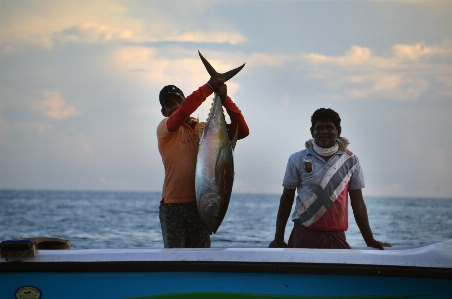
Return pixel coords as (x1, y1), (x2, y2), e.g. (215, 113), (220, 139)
(159, 202), (211, 248)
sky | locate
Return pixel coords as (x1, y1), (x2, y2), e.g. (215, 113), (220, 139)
(1, 0), (451, 199)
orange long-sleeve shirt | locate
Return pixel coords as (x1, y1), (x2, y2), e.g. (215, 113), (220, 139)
(157, 84), (249, 204)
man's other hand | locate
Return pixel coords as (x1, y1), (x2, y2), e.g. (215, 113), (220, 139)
(367, 239), (392, 250)
(216, 84), (227, 101)
(207, 73), (225, 91)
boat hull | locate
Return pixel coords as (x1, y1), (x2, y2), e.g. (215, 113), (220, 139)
(2, 270), (451, 299)
(1, 240), (451, 299)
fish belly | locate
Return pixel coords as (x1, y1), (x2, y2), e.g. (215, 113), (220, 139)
(195, 96), (234, 234)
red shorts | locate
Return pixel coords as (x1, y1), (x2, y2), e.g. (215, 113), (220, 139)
(288, 222), (351, 249)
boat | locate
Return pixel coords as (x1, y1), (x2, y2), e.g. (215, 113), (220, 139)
(1, 239), (451, 299)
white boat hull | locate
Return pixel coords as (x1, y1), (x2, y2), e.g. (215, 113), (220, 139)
(1, 240), (451, 299)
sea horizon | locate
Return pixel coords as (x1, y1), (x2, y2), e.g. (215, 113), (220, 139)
(1, 190), (451, 249)
(1, 188), (451, 201)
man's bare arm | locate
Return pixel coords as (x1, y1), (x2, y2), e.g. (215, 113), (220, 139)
(349, 189), (391, 250)
(269, 188), (296, 248)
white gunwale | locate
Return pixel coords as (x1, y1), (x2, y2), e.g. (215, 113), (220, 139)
(2, 239), (451, 269)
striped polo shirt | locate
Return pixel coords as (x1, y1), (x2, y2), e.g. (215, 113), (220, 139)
(283, 146), (365, 231)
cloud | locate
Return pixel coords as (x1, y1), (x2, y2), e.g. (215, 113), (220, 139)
(111, 47), (168, 86)
(306, 44), (451, 101)
(240, 43), (451, 102)
(108, 42), (450, 107)
(308, 46), (375, 66)
(53, 23), (245, 46)
(305, 43), (452, 67)
(112, 47), (241, 87)
(38, 91), (79, 120)
(0, 1), (131, 49)
(392, 43), (451, 61)
(163, 31), (245, 45)
(107, 46), (244, 121)
(53, 22), (133, 45)
(0, 1), (246, 50)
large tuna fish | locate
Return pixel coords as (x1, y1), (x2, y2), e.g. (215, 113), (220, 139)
(195, 51), (245, 234)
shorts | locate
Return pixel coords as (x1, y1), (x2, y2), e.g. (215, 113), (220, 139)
(159, 202), (211, 248)
(288, 222), (351, 249)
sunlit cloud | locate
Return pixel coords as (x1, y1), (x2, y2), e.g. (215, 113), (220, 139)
(38, 91), (79, 120)
(342, 73), (431, 101)
(111, 47), (195, 93)
(392, 43), (451, 61)
(53, 22), (133, 45)
(308, 46), (373, 65)
(111, 47), (242, 91)
(0, 1), (132, 49)
(111, 47), (243, 119)
(305, 43), (452, 67)
(110, 43), (451, 104)
(304, 44), (451, 101)
(0, 1), (245, 50)
(305, 45), (399, 68)
(53, 23), (245, 46)
(166, 31), (245, 45)
(240, 43), (451, 102)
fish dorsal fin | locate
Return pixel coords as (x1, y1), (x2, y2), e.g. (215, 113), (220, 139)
(231, 124), (238, 150)
(197, 115), (202, 143)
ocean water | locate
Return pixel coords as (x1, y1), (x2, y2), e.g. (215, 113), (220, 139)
(0, 190), (451, 249)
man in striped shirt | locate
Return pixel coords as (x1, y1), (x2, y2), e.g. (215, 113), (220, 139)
(270, 108), (391, 249)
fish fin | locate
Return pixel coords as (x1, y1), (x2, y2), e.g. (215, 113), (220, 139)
(198, 50), (245, 82)
(221, 63), (246, 82)
(198, 50), (218, 77)
(197, 115), (202, 142)
(231, 124), (238, 150)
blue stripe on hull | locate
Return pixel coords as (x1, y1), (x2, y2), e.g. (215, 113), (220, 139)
(1, 272), (450, 299)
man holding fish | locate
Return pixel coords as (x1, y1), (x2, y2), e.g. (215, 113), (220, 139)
(157, 67), (249, 248)
(270, 108), (391, 250)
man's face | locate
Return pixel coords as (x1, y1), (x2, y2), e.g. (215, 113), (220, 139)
(311, 121), (341, 148)
(161, 93), (184, 117)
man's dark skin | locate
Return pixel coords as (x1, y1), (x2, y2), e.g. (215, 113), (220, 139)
(270, 121), (392, 250)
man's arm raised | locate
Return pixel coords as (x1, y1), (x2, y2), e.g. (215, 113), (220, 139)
(215, 84), (249, 141)
(166, 74), (224, 132)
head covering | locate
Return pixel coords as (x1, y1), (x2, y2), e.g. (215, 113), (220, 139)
(159, 85), (185, 107)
